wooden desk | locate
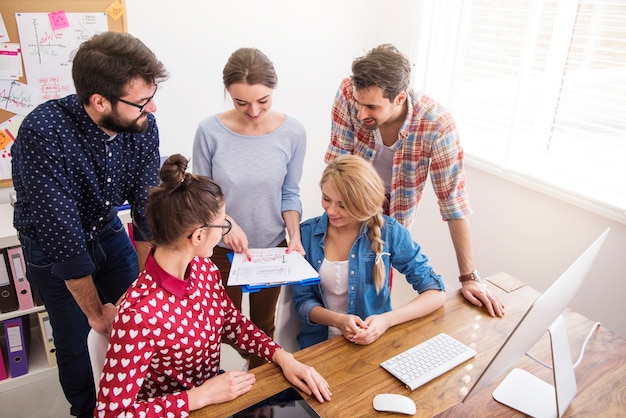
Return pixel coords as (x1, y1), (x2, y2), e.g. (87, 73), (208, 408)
(191, 274), (626, 417)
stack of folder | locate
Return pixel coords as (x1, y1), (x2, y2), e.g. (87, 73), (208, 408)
(0, 310), (56, 380)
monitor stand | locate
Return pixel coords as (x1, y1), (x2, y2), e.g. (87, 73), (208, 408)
(492, 315), (577, 418)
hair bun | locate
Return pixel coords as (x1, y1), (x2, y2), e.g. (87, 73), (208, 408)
(159, 154), (189, 188)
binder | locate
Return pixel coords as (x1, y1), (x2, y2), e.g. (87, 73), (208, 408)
(0, 249), (19, 313)
(37, 311), (56, 367)
(7, 247), (34, 310)
(3, 315), (30, 377)
(0, 343), (7, 381)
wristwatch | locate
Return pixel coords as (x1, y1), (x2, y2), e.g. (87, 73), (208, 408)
(459, 270), (481, 283)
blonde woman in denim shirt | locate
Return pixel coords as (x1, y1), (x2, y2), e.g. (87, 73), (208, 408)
(293, 155), (446, 349)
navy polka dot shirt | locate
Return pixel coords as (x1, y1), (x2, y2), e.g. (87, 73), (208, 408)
(11, 94), (160, 280)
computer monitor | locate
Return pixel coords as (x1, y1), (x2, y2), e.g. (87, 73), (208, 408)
(463, 228), (609, 418)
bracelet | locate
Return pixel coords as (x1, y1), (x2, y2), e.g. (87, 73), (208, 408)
(459, 270), (481, 282)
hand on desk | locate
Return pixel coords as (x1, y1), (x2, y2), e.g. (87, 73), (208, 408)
(187, 370), (256, 410)
(461, 280), (505, 317)
(272, 349), (332, 403)
(347, 315), (390, 345)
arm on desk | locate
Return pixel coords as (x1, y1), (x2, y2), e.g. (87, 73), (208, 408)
(187, 371), (256, 411)
(272, 349), (332, 403)
(351, 289), (447, 345)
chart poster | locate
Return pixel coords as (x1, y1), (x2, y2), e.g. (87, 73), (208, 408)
(15, 12), (108, 101)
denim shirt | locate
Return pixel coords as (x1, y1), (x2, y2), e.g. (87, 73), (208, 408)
(293, 213), (445, 348)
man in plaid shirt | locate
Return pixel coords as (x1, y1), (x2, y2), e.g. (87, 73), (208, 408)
(326, 44), (504, 317)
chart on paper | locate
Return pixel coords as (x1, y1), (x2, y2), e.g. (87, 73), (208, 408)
(227, 247), (319, 287)
(15, 12), (108, 101)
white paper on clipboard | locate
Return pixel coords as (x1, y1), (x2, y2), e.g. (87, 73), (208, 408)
(227, 247), (319, 287)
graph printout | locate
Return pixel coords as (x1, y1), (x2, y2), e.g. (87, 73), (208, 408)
(227, 248), (319, 287)
(16, 13), (108, 101)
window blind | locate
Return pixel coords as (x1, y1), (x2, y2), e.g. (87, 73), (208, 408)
(422, 0), (626, 216)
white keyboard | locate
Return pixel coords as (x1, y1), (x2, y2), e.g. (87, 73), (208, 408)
(380, 333), (476, 391)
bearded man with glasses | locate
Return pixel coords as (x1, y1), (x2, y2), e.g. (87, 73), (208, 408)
(11, 31), (168, 418)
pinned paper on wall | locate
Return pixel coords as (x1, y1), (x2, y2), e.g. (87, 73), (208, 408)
(15, 12), (108, 101)
(0, 44), (23, 80)
(0, 115), (24, 181)
(0, 80), (41, 115)
(106, 0), (126, 21)
(48, 11), (70, 31)
(0, 12), (9, 42)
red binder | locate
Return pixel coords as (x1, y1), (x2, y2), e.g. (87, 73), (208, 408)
(6, 247), (34, 310)
(0, 249), (19, 313)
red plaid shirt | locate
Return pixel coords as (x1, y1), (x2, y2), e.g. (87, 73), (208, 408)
(325, 77), (472, 227)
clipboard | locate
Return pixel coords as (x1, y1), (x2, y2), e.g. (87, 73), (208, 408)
(226, 248), (320, 293)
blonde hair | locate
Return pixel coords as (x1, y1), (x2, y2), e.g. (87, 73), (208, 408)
(321, 155), (387, 292)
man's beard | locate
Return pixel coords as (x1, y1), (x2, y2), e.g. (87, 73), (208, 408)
(100, 108), (149, 134)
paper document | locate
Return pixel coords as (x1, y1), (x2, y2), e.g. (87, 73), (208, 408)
(227, 248), (319, 287)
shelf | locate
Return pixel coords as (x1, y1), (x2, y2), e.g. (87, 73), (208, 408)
(0, 203), (132, 249)
(0, 322), (57, 393)
(0, 306), (46, 323)
(0, 203), (132, 394)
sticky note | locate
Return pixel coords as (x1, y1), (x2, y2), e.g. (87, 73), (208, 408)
(106, 0), (126, 21)
(0, 131), (12, 151)
(48, 11), (70, 30)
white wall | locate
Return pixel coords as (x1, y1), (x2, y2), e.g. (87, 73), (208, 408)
(2, 1), (624, 337)
(411, 166), (626, 338)
(123, 0), (386, 219)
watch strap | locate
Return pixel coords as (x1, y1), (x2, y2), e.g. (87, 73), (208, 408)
(459, 270), (481, 282)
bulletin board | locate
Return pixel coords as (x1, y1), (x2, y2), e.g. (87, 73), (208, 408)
(0, 0), (127, 188)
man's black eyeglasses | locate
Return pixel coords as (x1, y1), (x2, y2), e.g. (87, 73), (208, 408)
(115, 87), (158, 113)
(187, 219), (232, 239)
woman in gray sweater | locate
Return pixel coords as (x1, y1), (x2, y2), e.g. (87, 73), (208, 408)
(192, 47), (306, 369)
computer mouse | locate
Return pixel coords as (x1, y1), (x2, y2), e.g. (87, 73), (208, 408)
(373, 393), (416, 415)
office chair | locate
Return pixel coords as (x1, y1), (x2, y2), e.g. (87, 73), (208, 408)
(274, 285), (301, 353)
(87, 328), (109, 393)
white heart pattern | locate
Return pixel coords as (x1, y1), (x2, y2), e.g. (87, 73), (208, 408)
(95, 256), (279, 416)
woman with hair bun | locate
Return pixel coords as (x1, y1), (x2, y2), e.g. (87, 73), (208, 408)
(95, 155), (331, 417)
(293, 155), (446, 349)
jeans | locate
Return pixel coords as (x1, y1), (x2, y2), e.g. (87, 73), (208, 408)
(20, 217), (138, 418)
